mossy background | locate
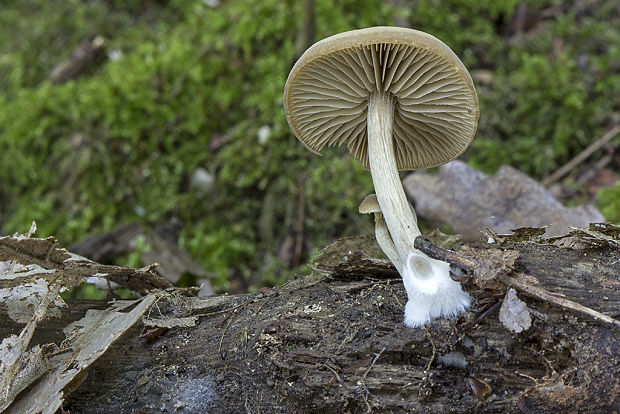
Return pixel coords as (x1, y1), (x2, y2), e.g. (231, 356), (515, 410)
(1, 0), (619, 292)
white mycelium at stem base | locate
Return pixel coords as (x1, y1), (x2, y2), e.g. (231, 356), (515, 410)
(367, 92), (471, 327)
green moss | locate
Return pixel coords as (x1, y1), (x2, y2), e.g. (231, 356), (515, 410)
(598, 183), (620, 224)
(1, 0), (619, 290)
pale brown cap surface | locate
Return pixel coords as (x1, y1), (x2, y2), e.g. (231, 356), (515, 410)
(284, 26), (479, 170)
(359, 194), (380, 214)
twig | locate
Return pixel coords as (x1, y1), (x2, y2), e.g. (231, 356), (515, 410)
(389, 290), (404, 307)
(415, 235), (620, 328)
(516, 371), (538, 383)
(541, 355), (557, 377)
(576, 152), (614, 185)
(195, 299), (252, 319)
(49, 36), (107, 84)
(422, 327), (437, 373)
(219, 313), (236, 359)
(501, 273), (620, 328)
(542, 124), (620, 187)
(217, 301), (252, 359)
(472, 300), (503, 326)
(327, 375), (335, 389)
(322, 363), (344, 385)
(243, 325), (249, 350)
(361, 391), (372, 414)
(414, 236), (476, 270)
(361, 347), (386, 380)
(417, 327), (438, 398)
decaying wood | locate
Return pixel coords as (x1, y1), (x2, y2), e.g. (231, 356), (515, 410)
(68, 222), (213, 284)
(414, 234), (620, 327)
(1, 227), (619, 413)
(0, 235), (172, 293)
(0, 229), (170, 413)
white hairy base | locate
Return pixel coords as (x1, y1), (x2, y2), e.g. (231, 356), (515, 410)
(402, 253), (471, 328)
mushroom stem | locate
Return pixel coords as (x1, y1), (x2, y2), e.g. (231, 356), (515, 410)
(367, 91), (420, 262)
(373, 212), (403, 274)
(367, 92), (470, 327)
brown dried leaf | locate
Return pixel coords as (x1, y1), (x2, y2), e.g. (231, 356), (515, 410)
(499, 288), (532, 333)
(467, 376), (492, 399)
(458, 246), (520, 289)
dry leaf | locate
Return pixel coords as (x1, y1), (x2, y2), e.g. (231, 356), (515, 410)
(457, 246), (520, 290)
(467, 376), (492, 399)
(499, 288), (532, 333)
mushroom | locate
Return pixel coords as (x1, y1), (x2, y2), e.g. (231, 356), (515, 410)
(358, 194), (471, 326)
(358, 194), (403, 273)
(284, 27), (478, 327)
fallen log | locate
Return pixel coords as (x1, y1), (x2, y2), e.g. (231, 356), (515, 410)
(1, 227), (619, 413)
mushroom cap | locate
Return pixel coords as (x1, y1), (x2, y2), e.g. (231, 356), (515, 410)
(284, 26), (479, 170)
(359, 193), (381, 214)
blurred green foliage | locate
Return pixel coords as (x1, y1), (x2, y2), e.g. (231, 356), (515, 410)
(598, 183), (620, 223)
(1, 0), (618, 291)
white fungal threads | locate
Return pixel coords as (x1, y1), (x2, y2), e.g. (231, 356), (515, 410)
(403, 253), (439, 295)
(402, 253), (471, 328)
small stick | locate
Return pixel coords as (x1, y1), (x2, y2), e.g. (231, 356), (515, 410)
(516, 371), (538, 383)
(361, 347), (386, 380)
(195, 299), (252, 319)
(501, 273), (620, 328)
(542, 124), (620, 187)
(217, 301), (252, 359)
(219, 313), (236, 359)
(422, 327), (437, 373)
(576, 152), (614, 185)
(414, 236), (476, 270)
(322, 363), (344, 385)
(472, 300), (502, 325)
(415, 236), (620, 328)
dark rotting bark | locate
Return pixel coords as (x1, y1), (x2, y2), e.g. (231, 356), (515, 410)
(3, 230), (618, 413)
